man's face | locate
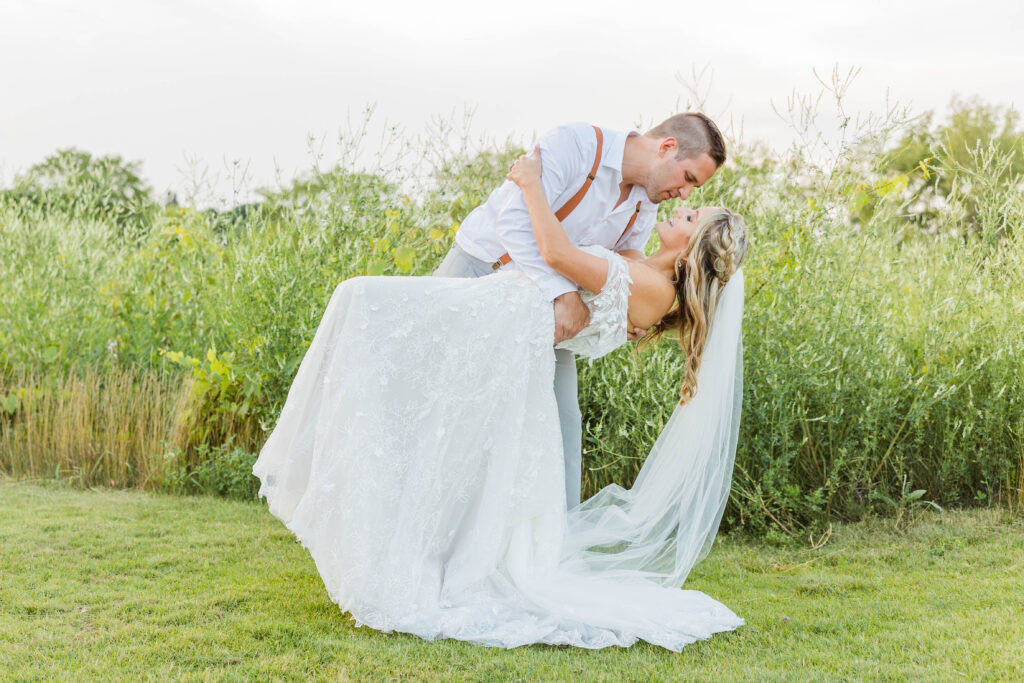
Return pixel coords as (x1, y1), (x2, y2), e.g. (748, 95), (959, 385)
(645, 143), (718, 204)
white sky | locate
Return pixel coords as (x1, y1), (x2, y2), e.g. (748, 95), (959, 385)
(1, 0), (1022, 205)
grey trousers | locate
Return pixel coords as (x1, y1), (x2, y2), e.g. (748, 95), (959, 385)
(434, 244), (583, 508)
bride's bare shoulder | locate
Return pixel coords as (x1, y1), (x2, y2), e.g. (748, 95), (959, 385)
(624, 260), (675, 328)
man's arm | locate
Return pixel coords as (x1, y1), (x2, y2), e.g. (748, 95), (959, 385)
(552, 292), (590, 345)
(509, 147), (613, 296)
(492, 125), (597, 342)
(491, 124), (593, 302)
(517, 173), (605, 342)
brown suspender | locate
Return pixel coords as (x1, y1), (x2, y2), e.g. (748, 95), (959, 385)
(491, 125), (639, 270)
(622, 200), (642, 240)
(554, 126), (604, 222)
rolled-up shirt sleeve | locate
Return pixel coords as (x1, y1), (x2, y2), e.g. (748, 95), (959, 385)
(493, 126), (587, 302)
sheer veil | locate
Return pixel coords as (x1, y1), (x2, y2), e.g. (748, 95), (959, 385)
(561, 269), (745, 587)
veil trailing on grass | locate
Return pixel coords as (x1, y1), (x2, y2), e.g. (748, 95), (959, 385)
(561, 269), (745, 586)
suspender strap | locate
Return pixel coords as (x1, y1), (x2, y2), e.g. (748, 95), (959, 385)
(619, 200), (642, 246)
(492, 125), (604, 270)
(554, 126), (603, 221)
(493, 197), (641, 271)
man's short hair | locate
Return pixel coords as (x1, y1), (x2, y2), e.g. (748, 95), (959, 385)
(645, 113), (726, 167)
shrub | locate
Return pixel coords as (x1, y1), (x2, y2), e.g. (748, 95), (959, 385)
(161, 440), (260, 500)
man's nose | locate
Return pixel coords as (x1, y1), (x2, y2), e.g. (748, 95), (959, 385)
(678, 186), (692, 201)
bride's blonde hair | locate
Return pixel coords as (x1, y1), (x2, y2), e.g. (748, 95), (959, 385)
(647, 208), (748, 405)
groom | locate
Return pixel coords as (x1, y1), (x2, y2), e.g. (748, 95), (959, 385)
(434, 113), (727, 507)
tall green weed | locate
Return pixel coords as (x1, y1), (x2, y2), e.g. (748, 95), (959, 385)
(1, 104), (1021, 535)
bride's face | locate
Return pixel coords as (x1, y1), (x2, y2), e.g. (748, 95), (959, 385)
(655, 206), (717, 258)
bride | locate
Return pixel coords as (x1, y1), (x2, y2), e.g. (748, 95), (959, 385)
(253, 148), (749, 651)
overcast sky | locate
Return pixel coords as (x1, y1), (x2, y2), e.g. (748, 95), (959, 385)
(2, 0), (1022, 205)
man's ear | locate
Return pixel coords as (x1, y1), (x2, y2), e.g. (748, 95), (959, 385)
(658, 137), (678, 158)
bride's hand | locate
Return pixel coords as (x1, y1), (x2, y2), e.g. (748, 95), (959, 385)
(506, 146), (543, 188)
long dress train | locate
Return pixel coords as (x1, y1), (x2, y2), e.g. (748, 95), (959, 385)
(253, 248), (745, 650)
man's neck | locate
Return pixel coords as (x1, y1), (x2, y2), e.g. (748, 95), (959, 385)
(620, 133), (656, 187)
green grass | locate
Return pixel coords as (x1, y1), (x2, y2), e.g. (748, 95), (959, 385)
(1, 481), (1022, 681)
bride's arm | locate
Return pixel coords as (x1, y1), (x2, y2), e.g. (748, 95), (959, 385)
(507, 147), (611, 294)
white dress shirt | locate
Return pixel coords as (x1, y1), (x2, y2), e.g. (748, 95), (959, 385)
(454, 122), (657, 301)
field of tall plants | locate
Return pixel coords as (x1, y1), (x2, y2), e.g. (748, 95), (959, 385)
(2, 95), (1022, 537)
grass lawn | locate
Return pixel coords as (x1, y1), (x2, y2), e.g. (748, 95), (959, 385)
(1, 481), (1022, 681)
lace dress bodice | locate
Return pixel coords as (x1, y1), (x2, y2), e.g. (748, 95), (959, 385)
(555, 246), (633, 360)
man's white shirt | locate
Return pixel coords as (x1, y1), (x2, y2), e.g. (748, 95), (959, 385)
(454, 123), (657, 301)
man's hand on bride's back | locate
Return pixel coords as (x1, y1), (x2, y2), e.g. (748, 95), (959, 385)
(553, 291), (589, 344)
(507, 146), (544, 188)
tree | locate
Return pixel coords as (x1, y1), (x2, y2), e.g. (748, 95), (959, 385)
(1, 148), (159, 240)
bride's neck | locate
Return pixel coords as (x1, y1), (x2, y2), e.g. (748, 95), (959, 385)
(643, 249), (681, 282)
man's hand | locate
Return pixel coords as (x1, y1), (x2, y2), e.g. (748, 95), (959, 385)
(626, 326), (648, 342)
(553, 291), (589, 344)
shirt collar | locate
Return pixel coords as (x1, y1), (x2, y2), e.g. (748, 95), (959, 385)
(600, 128), (633, 179)
(604, 130), (654, 208)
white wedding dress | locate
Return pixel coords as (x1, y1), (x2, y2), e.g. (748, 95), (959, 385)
(253, 247), (745, 651)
